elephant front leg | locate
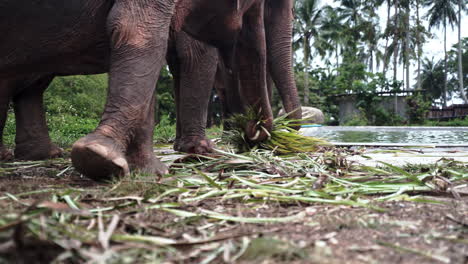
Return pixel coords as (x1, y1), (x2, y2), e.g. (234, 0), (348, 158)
(126, 93), (168, 175)
(172, 34), (218, 154)
(71, 1), (175, 181)
(236, 2), (273, 142)
(13, 76), (63, 160)
(0, 80), (13, 161)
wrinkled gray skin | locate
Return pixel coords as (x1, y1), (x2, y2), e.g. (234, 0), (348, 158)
(0, 0), (272, 180)
(171, 0), (301, 154)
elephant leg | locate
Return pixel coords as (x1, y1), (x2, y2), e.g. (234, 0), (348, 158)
(125, 93), (166, 175)
(0, 80), (13, 161)
(265, 0), (302, 121)
(172, 33), (217, 154)
(166, 40), (183, 151)
(236, 1), (273, 142)
(71, 1), (175, 181)
(13, 76), (63, 160)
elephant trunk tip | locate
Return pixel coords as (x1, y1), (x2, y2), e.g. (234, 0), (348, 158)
(245, 118), (273, 143)
(290, 108), (303, 131)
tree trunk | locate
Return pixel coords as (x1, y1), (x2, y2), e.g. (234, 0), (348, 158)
(393, 0), (399, 113)
(443, 20), (448, 107)
(303, 37), (310, 105)
(416, 0), (422, 91)
(336, 43), (339, 69)
(383, 0), (392, 74)
(458, 0), (468, 103)
(405, 9), (410, 91)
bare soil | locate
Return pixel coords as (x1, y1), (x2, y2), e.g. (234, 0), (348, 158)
(0, 152), (467, 264)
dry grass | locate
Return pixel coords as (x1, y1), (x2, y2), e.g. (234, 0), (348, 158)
(0, 143), (467, 263)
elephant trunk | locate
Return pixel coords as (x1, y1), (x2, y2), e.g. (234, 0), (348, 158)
(265, 0), (302, 123)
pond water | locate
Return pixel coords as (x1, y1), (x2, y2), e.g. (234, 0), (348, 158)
(301, 126), (468, 145)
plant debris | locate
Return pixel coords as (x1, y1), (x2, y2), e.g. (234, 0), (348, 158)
(0, 145), (467, 263)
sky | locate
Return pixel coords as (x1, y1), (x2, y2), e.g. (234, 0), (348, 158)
(309, 0), (467, 103)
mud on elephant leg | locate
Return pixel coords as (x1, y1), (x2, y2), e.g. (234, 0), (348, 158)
(13, 76), (63, 160)
(71, 1), (175, 180)
(170, 33), (217, 154)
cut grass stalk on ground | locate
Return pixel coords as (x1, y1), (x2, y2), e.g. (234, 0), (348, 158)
(1, 116), (467, 264)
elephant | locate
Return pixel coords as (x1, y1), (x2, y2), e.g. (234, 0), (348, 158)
(169, 0), (302, 154)
(0, 0), (274, 180)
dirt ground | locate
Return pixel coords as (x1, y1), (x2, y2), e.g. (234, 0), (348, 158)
(0, 149), (467, 264)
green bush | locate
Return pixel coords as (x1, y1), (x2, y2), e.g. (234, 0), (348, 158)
(2, 112), (98, 148)
(406, 93), (431, 124)
(47, 115), (99, 147)
(153, 115), (176, 143)
(343, 114), (368, 126)
(3, 112), (16, 146)
(45, 74), (108, 119)
(423, 117), (468, 127)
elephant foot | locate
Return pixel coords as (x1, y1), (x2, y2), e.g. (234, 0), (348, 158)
(0, 146), (13, 161)
(15, 142), (64, 160)
(127, 150), (169, 176)
(49, 144), (64, 158)
(174, 136), (214, 154)
(71, 134), (129, 181)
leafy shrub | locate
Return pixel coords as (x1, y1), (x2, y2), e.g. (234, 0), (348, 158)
(47, 115), (99, 147)
(2, 112), (98, 148)
(406, 93), (431, 124)
(343, 114), (368, 126)
(153, 115), (176, 143)
(423, 117), (468, 127)
(45, 74), (108, 119)
(3, 112), (16, 146)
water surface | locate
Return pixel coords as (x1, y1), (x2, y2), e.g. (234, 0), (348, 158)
(302, 126), (468, 145)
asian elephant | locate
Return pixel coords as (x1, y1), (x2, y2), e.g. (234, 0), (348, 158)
(170, 0), (301, 154)
(0, 0), (274, 180)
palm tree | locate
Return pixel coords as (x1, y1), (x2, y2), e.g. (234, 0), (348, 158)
(381, 0), (395, 73)
(421, 57), (445, 103)
(423, 0), (458, 107)
(334, 0), (383, 74)
(294, 0), (324, 105)
(403, 0), (411, 91)
(393, 0), (400, 86)
(321, 6), (346, 69)
(415, 0), (422, 90)
(457, 0), (468, 103)
(335, 0), (373, 52)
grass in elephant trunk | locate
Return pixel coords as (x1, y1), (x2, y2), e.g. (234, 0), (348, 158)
(223, 110), (330, 154)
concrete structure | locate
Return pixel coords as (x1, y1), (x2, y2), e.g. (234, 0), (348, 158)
(336, 95), (409, 125)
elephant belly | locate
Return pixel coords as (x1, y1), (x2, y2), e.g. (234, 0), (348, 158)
(0, 0), (112, 77)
